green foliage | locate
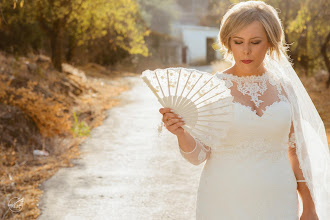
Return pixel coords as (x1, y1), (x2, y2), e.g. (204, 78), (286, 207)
(0, 1), (44, 54)
(136, 0), (177, 33)
(65, 0), (149, 56)
(1, 0), (150, 65)
(2, 0), (328, 73)
(12, 0), (25, 9)
(207, 0), (330, 75)
(71, 111), (90, 138)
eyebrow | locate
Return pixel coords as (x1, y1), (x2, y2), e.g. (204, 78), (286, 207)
(232, 36), (263, 39)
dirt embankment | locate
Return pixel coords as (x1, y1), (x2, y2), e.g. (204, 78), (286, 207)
(0, 52), (137, 219)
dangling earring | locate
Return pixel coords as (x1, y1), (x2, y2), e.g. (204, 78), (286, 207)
(266, 48), (270, 56)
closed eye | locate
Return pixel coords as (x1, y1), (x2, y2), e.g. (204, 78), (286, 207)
(234, 41), (261, 45)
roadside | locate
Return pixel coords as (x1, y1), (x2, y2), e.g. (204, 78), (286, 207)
(37, 76), (202, 219)
(0, 52), (137, 219)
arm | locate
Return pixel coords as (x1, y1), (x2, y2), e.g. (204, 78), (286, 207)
(177, 130), (211, 166)
(287, 122), (318, 215)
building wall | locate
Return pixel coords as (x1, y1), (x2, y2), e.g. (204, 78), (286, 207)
(179, 25), (222, 65)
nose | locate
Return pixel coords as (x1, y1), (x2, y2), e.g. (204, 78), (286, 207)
(243, 43), (251, 55)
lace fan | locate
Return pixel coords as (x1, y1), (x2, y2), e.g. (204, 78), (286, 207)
(141, 67), (234, 147)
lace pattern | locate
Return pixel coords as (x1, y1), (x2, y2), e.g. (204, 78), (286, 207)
(179, 136), (211, 165)
(217, 70), (289, 117)
(218, 72), (269, 107)
(268, 73), (289, 103)
(211, 137), (288, 162)
(288, 132), (296, 148)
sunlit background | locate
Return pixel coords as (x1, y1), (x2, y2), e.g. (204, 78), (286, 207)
(0, 0), (328, 219)
(0, 0), (328, 75)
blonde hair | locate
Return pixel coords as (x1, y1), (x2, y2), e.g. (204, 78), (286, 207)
(214, 1), (289, 61)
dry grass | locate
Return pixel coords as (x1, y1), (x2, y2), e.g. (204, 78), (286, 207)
(305, 78), (330, 144)
(0, 53), (131, 219)
(0, 80), (129, 219)
(0, 138), (81, 219)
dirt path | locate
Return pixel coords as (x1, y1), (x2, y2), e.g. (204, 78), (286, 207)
(37, 75), (205, 220)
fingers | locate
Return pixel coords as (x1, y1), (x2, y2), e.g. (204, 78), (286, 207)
(168, 120), (185, 132)
(159, 108), (182, 123)
(159, 108), (185, 135)
(165, 118), (183, 127)
(163, 114), (181, 124)
(159, 107), (174, 115)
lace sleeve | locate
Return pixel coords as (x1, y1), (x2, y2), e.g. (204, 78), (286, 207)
(279, 83), (296, 148)
(179, 136), (211, 166)
(288, 132), (296, 148)
(288, 121), (296, 148)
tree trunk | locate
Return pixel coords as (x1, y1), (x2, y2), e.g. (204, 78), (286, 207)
(65, 34), (76, 62)
(320, 32), (330, 88)
(50, 20), (64, 72)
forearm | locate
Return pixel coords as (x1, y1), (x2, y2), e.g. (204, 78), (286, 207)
(177, 130), (196, 152)
(177, 130), (211, 165)
(288, 147), (316, 211)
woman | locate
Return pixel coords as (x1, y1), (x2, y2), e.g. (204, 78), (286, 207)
(159, 1), (329, 219)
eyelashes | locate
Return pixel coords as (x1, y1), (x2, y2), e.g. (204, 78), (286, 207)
(234, 41), (261, 45)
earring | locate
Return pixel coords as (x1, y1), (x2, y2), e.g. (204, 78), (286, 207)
(266, 49), (270, 56)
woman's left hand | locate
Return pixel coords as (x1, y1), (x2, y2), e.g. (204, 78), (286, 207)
(300, 211), (319, 220)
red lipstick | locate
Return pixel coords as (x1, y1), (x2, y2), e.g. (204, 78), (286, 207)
(241, 60), (252, 64)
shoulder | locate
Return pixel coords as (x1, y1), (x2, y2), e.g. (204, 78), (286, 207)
(215, 71), (234, 88)
(215, 71), (224, 78)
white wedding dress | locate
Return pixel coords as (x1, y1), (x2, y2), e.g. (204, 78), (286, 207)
(179, 69), (300, 220)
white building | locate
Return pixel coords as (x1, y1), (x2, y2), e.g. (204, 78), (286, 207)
(171, 24), (222, 65)
(144, 0), (222, 65)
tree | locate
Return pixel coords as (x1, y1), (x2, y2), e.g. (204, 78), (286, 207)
(202, 0), (329, 79)
(285, 0), (329, 76)
(136, 0), (177, 34)
(3, 0), (149, 71)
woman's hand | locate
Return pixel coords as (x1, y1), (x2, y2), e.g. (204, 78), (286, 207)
(300, 211), (319, 220)
(159, 107), (186, 136)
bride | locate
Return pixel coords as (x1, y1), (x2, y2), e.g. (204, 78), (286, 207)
(158, 1), (329, 219)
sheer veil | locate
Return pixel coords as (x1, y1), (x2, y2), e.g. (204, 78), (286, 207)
(264, 50), (330, 219)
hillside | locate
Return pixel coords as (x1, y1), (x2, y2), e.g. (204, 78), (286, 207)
(0, 52), (138, 219)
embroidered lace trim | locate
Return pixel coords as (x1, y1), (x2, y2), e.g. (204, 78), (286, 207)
(216, 70), (289, 118)
(179, 136), (211, 165)
(211, 137), (288, 162)
(288, 132), (296, 148)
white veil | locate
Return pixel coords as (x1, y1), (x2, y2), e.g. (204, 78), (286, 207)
(264, 50), (330, 219)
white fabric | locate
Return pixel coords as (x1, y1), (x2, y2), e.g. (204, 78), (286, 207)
(264, 50), (330, 219)
(196, 70), (299, 219)
(155, 49), (329, 219)
(179, 136), (211, 166)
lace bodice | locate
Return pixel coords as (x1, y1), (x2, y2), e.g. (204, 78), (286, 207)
(179, 69), (297, 166)
(217, 70), (288, 117)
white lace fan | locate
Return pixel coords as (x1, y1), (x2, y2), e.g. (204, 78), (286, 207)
(141, 67), (234, 147)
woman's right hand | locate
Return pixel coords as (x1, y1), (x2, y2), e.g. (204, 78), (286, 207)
(159, 107), (186, 136)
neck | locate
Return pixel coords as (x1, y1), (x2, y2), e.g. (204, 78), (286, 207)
(231, 64), (267, 77)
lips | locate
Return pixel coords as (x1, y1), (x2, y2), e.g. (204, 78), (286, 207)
(241, 60), (253, 64)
